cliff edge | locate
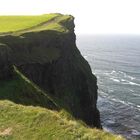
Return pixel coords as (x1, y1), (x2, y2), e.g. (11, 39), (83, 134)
(0, 14), (123, 140)
(0, 14), (101, 127)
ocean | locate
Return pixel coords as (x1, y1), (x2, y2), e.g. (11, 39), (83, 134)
(77, 35), (140, 140)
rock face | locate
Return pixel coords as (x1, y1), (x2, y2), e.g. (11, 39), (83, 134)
(0, 43), (13, 80)
(0, 15), (101, 128)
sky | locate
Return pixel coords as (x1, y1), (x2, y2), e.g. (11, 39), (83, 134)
(0, 0), (140, 34)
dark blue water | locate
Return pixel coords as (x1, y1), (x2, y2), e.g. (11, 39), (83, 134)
(77, 35), (140, 140)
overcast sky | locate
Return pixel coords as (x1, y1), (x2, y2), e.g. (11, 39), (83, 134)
(0, 0), (140, 34)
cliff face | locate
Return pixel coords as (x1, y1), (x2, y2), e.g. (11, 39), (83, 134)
(0, 15), (101, 128)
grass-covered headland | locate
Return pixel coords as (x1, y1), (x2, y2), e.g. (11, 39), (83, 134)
(0, 14), (125, 140)
(0, 13), (72, 35)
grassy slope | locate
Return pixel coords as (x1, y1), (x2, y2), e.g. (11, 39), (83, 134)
(0, 100), (124, 140)
(0, 14), (58, 33)
(0, 67), (124, 140)
(0, 14), (71, 35)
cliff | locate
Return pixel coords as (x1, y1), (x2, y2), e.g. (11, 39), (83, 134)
(0, 13), (101, 128)
(0, 14), (124, 139)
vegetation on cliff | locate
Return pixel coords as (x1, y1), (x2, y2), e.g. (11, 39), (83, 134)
(0, 14), (124, 139)
(0, 67), (124, 140)
(0, 13), (73, 35)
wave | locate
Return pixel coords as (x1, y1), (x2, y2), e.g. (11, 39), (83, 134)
(137, 105), (140, 108)
(129, 89), (134, 92)
(108, 89), (114, 93)
(99, 91), (140, 111)
(122, 81), (140, 86)
(111, 70), (116, 74)
(110, 78), (120, 82)
(101, 70), (140, 87)
(99, 90), (108, 97)
(132, 92), (140, 97)
(111, 96), (139, 108)
(83, 55), (88, 59)
(131, 129), (140, 136)
(119, 71), (136, 80)
(118, 78), (140, 86)
(111, 98), (127, 105)
(121, 79), (126, 82)
(111, 97), (140, 111)
(116, 70), (136, 80)
(127, 75), (136, 80)
(103, 70), (136, 81)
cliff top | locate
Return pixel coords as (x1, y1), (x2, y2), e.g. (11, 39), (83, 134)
(0, 13), (74, 35)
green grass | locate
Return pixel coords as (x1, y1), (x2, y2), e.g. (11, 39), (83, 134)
(0, 100), (124, 140)
(0, 14), (73, 35)
(0, 67), (125, 140)
(0, 14), (59, 33)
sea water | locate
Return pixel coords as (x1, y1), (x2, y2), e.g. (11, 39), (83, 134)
(77, 35), (140, 140)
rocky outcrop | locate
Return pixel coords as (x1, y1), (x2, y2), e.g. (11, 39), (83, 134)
(0, 15), (101, 128)
(0, 43), (13, 79)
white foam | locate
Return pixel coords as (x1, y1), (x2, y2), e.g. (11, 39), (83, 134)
(132, 92), (140, 97)
(111, 98), (126, 105)
(110, 78), (120, 82)
(121, 79), (126, 82)
(122, 80), (140, 86)
(111, 70), (116, 74)
(106, 120), (115, 124)
(105, 70), (136, 85)
(104, 72), (110, 76)
(127, 75), (136, 80)
(99, 90), (108, 97)
(128, 82), (140, 86)
(131, 129), (140, 136)
(137, 105), (140, 108)
(108, 89), (114, 93)
(99, 90), (140, 111)
(119, 71), (125, 74)
(84, 55), (88, 59)
(119, 71), (136, 80)
(97, 76), (100, 79)
(109, 97), (140, 111)
(129, 89), (134, 92)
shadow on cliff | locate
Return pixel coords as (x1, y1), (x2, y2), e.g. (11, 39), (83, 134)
(0, 67), (59, 111)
